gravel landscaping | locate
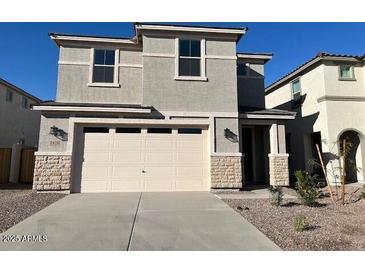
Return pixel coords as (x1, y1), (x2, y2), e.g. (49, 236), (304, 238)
(223, 186), (365, 251)
(0, 188), (66, 233)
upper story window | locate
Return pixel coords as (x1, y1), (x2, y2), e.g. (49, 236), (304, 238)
(92, 49), (116, 84)
(291, 78), (301, 97)
(21, 97), (28, 109)
(175, 38), (206, 81)
(178, 39), (201, 77)
(339, 65), (355, 80)
(237, 63), (249, 77)
(5, 89), (13, 102)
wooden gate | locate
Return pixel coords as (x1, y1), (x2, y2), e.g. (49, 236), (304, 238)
(20, 148), (35, 184)
(0, 148), (12, 183)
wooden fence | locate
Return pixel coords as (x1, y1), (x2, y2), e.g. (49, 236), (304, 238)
(0, 148), (12, 183)
(20, 148), (36, 184)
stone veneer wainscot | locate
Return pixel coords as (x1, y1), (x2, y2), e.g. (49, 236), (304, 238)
(269, 154), (289, 186)
(33, 154), (72, 191)
(210, 155), (243, 189)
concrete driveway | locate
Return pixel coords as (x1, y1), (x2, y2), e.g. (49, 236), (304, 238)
(0, 192), (280, 251)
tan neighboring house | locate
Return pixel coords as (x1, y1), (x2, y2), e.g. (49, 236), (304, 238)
(0, 78), (41, 184)
(32, 23), (295, 193)
(0, 78), (41, 148)
(265, 53), (365, 184)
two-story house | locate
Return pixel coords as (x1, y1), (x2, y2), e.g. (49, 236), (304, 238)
(0, 78), (41, 148)
(265, 53), (365, 184)
(32, 23), (295, 193)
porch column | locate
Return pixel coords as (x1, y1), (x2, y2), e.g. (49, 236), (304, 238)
(268, 123), (289, 186)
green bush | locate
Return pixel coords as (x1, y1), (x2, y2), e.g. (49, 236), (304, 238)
(361, 186), (365, 200)
(268, 186), (283, 206)
(293, 215), (310, 232)
(294, 170), (319, 206)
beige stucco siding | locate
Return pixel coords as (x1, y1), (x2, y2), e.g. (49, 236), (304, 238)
(323, 62), (365, 97)
(37, 114), (69, 152)
(57, 46), (143, 104)
(0, 83), (40, 148)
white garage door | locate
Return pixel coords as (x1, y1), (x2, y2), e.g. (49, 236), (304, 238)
(79, 126), (209, 192)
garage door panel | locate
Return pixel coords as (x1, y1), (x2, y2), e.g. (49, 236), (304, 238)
(113, 138), (142, 149)
(145, 139), (174, 150)
(79, 126), (209, 192)
(111, 180), (143, 192)
(145, 151), (174, 162)
(175, 180), (208, 191)
(176, 151), (205, 162)
(81, 180), (109, 192)
(112, 152), (143, 163)
(82, 166), (109, 178)
(83, 151), (110, 162)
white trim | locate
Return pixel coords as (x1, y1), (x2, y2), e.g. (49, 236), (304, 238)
(143, 53), (175, 58)
(50, 34), (136, 45)
(87, 83), (120, 88)
(174, 76), (208, 82)
(35, 151), (72, 156)
(206, 55), (237, 60)
(32, 105), (151, 113)
(135, 24), (245, 36)
(268, 153), (289, 157)
(211, 152), (243, 157)
(58, 61), (89, 66)
(175, 37), (207, 79)
(237, 53), (273, 60)
(240, 114), (296, 120)
(162, 111), (239, 118)
(89, 48), (120, 86)
(118, 63), (143, 68)
(66, 117), (211, 154)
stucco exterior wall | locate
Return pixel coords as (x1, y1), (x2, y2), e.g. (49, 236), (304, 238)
(265, 62), (365, 182)
(37, 114), (69, 152)
(56, 46), (143, 104)
(0, 83), (40, 148)
(141, 34), (238, 112)
(215, 118), (240, 153)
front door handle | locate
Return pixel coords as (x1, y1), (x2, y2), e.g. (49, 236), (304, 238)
(142, 170), (146, 173)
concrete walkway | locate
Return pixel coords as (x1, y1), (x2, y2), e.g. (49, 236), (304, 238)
(216, 188), (297, 200)
(0, 192), (280, 251)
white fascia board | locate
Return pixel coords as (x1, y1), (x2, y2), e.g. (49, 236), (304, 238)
(135, 24), (246, 36)
(237, 53), (273, 60)
(50, 35), (137, 45)
(32, 105), (151, 114)
(239, 114), (296, 120)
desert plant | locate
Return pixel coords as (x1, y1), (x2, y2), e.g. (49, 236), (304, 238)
(268, 186), (283, 206)
(361, 186), (365, 200)
(294, 170), (319, 206)
(293, 215), (310, 232)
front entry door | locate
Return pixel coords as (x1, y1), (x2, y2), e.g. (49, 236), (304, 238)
(242, 127), (254, 182)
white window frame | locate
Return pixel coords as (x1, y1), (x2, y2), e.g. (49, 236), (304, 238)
(174, 37), (207, 81)
(5, 89), (13, 103)
(237, 62), (250, 78)
(88, 48), (120, 87)
(291, 78), (301, 98)
(338, 65), (355, 81)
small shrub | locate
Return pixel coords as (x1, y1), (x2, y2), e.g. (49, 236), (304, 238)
(268, 186), (283, 206)
(293, 215), (310, 232)
(361, 186), (365, 200)
(294, 170), (319, 206)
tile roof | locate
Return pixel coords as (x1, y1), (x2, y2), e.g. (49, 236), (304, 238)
(265, 52), (365, 94)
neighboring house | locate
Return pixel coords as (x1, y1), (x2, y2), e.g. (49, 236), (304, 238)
(265, 52), (365, 184)
(32, 23), (295, 193)
(0, 78), (41, 148)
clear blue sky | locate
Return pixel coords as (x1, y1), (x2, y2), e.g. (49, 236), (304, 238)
(1, 22), (364, 100)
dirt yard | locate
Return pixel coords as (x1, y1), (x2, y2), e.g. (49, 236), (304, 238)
(224, 186), (365, 250)
(0, 188), (66, 233)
